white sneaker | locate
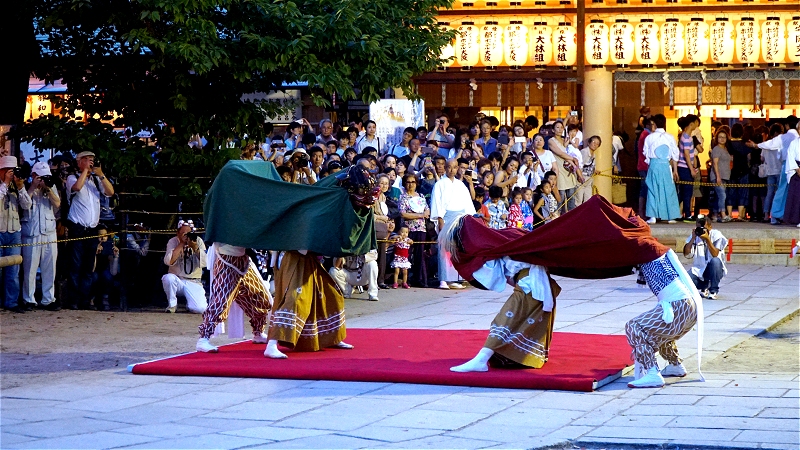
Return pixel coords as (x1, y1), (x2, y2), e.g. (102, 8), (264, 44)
(661, 362), (687, 378)
(627, 366), (665, 388)
(368, 295), (379, 301)
(252, 333), (268, 344)
(448, 282), (466, 289)
(646, 217), (656, 224)
(439, 281), (450, 290)
(706, 292), (718, 300)
(165, 306), (177, 313)
(700, 289), (710, 298)
(667, 220), (677, 224)
(196, 338), (218, 353)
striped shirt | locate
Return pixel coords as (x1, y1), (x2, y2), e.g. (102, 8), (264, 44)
(677, 132), (695, 169)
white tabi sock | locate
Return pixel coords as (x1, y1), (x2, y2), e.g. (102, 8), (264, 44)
(264, 339), (288, 359)
(450, 348), (494, 373)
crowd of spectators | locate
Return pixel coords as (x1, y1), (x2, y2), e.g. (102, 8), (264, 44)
(635, 110), (800, 226)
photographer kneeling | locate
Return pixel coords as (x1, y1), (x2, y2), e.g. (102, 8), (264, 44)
(162, 220), (208, 313)
(682, 215), (728, 299)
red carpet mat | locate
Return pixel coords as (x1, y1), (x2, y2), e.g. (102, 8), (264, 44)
(130, 329), (632, 392)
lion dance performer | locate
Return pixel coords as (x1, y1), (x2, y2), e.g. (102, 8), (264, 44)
(443, 195), (704, 384)
(200, 161), (378, 357)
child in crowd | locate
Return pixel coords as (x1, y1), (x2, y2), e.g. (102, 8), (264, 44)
(483, 186), (509, 229)
(521, 187), (535, 231)
(507, 189), (525, 229)
(391, 225), (413, 289)
(534, 180), (559, 225)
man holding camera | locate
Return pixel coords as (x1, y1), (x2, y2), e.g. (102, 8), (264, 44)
(65, 151), (114, 310)
(162, 220), (207, 314)
(427, 115), (455, 151)
(682, 215), (727, 299)
(21, 162), (61, 310)
(0, 156), (32, 312)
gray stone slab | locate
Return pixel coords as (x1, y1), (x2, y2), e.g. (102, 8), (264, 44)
(119, 432), (267, 449)
(220, 426), (329, 441)
(339, 426), (443, 443)
(276, 411), (384, 432)
(200, 400), (317, 422)
(1, 417), (128, 439)
(758, 408), (800, 419)
(371, 409), (486, 431)
(735, 429), (800, 445)
(114, 423), (213, 438)
(669, 415), (799, 431)
(13, 431), (157, 449)
(56, 395), (157, 413)
(86, 404), (208, 425)
(371, 434), (498, 449)
(584, 425), (740, 442)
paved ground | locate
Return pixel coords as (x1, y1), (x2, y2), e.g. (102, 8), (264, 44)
(1, 264), (798, 449)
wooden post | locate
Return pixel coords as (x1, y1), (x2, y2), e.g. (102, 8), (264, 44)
(0, 255), (23, 268)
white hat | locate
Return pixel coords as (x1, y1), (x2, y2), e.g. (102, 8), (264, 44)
(0, 156), (17, 169)
(76, 151), (96, 159)
(32, 161), (52, 176)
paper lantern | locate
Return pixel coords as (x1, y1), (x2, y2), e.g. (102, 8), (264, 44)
(456, 22), (480, 68)
(660, 19), (684, 66)
(761, 17), (786, 65)
(710, 18), (735, 65)
(736, 18), (759, 66)
(530, 22), (553, 67)
(586, 20), (610, 67)
(635, 19), (659, 66)
(554, 23), (577, 66)
(786, 16), (800, 65)
(504, 21), (528, 68)
(610, 20), (634, 67)
(685, 18), (709, 66)
(438, 22), (456, 68)
(480, 21), (503, 68)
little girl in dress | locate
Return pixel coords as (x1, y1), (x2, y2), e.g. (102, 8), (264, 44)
(391, 226), (413, 289)
(507, 189), (525, 229)
(534, 180), (560, 225)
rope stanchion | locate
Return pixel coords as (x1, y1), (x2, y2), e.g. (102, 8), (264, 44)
(0, 228), (206, 249)
(593, 172), (774, 188)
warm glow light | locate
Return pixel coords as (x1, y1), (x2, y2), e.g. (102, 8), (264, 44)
(456, 22), (480, 67)
(710, 18), (735, 65)
(761, 18), (786, 65)
(635, 19), (659, 66)
(660, 19), (684, 65)
(685, 19), (709, 65)
(530, 22), (553, 67)
(586, 20), (610, 66)
(439, 23), (456, 68)
(610, 20), (634, 66)
(480, 21), (504, 67)
(504, 22), (529, 67)
(554, 23), (577, 66)
(787, 17), (800, 64)
(736, 18), (759, 65)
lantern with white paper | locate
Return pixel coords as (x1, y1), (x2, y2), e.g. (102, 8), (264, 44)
(685, 18), (709, 66)
(480, 21), (503, 68)
(504, 21), (528, 68)
(786, 16), (800, 65)
(635, 19), (659, 66)
(761, 18), (785, 66)
(660, 19), (684, 66)
(456, 22), (480, 68)
(586, 20), (610, 67)
(610, 20), (634, 67)
(736, 18), (759, 66)
(438, 23), (456, 68)
(530, 22), (553, 67)
(710, 18), (734, 66)
(554, 23), (577, 66)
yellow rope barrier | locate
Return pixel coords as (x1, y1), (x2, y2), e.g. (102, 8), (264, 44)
(0, 229), (205, 249)
(593, 171), (773, 188)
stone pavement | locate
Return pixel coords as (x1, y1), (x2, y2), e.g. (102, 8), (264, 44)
(1, 264), (798, 449)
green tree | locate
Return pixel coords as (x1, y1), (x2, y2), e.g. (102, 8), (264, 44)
(9, 0), (454, 210)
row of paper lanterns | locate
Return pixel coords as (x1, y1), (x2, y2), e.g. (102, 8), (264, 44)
(440, 16), (800, 68)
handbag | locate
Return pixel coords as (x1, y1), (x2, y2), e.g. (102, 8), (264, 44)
(374, 220), (390, 240)
(757, 163), (768, 179)
(611, 178), (627, 204)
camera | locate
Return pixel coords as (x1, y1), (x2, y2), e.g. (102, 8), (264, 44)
(695, 226), (707, 236)
(292, 152), (309, 168)
(185, 231), (198, 243)
(39, 175), (56, 187)
(93, 159), (102, 168)
(13, 165), (31, 180)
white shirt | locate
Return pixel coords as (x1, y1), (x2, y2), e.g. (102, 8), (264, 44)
(612, 134), (625, 170)
(21, 187), (59, 237)
(533, 150), (557, 180)
(388, 145), (410, 158)
(685, 229), (728, 280)
(66, 174), (110, 228)
(785, 138), (800, 181)
(643, 128), (680, 164)
(430, 176), (476, 221)
(164, 236), (207, 279)
(779, 129), (800, 162)
(356, 136), (381, 154)
(758, 134), (786, 176)
(516, 165), (542, 189)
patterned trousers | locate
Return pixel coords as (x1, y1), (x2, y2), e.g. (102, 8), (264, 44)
(198, 254), (272, 339)
(625, 298), (697, 370)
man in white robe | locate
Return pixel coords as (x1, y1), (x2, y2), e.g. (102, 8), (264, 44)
(430, 159), (476, 289)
